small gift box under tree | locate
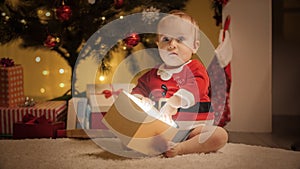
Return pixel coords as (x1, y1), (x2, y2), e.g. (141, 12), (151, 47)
(0, 58), (25, 107)
(0, 101), (67, 136)
(13, 114), (65, 139)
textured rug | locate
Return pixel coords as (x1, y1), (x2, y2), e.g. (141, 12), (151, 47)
(0, 138), (300, 169)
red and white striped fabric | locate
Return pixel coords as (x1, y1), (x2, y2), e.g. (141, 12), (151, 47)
(0, 101), (66, 135)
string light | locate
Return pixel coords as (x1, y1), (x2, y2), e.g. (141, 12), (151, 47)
(42, 70), (49, 75)
(59, 83), (65, 88)
(35, 56), (41, 62)
(37, 9), (43, 15)
(59, 68), (65, 74)
(20, 19), (27, 24)
(40, 88), (46, 93)
(99, 75), (105, 81)
(119, 15), (124, 19)
(45, 12), (51, 17)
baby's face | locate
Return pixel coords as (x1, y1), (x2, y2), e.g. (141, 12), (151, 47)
(156, 16), (199, 68)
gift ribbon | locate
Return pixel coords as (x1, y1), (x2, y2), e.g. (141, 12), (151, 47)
(0, 57), (15, 67)
(94, 84), (124, 98)
(101, 89), (123, 98)
(22, 114), (52, 125)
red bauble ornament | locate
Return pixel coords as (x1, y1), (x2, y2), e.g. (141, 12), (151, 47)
(56, 5), (72, 21)
(44, 35), (60, 48)
(114, 0), (124, 9)
(124, 33), (140, 48)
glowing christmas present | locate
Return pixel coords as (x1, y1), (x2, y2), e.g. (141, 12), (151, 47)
(86, 83), (135, 113)
(102, 91), (179, 156)
(0, 64), (25, 107)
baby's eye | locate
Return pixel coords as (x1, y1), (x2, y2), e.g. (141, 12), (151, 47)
(177, 36), (185, 43)
(161, 36), (171, 42)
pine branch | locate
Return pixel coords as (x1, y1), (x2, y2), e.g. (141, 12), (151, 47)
(1, 0), (189, 71)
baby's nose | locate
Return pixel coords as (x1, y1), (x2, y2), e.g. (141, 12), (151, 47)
(168, 39), (177, 49)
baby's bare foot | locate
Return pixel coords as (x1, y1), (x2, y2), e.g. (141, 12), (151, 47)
(164, 143), (182, 158)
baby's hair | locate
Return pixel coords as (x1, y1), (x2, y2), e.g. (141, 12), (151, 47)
(160, 10), (200, 41)
(168, 10), (200, 30)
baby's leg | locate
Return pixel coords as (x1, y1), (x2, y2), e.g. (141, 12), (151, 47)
(164, 126), (228, 157)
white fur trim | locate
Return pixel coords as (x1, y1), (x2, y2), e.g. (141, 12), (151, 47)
(173, 89), (195, 109)
(215, 30), (233, 68)
(157, 60), (191, 81)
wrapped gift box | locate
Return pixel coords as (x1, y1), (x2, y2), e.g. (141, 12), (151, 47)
(102, 91), (178, 156)
(56, 129), (67, 138)
(66, 97), (88, 130)
(86, 83), (135, 113)
(90, 112), (108, 129)
(66, 98), (114, 130)
(0, 101), (67, 136)
(66, 84), (134, 134)
(0, 64), (25, 107)
(13, 115), (65, 139)
(86, 83), (134, 130)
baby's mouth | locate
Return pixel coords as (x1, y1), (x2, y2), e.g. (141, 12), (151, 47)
(169, 52), (178, 56)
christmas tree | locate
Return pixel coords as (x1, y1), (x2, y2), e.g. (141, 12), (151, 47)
(0, 0), (188, 98)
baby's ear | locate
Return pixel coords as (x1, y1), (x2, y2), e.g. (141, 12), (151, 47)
(155, 35), (160, 46)
(192, 40), (200, 54)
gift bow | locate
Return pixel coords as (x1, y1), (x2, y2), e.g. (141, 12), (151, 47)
(0, 57), (15, 67)
(101, 89), (123, 98)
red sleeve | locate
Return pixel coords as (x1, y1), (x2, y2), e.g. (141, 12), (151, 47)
(185, 60), (210, 102)
(131, 70), (153, 97)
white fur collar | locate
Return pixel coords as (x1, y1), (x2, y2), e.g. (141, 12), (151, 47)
(157, 60), (191, 81)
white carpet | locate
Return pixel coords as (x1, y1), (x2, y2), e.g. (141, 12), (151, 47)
(0, 138), (300, 169)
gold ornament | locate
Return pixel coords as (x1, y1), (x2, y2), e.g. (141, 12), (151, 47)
(37, 7), (53, 24)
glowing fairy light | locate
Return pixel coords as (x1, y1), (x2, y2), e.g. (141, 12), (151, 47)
(45, 11), (51, 17)
(35, 56), (41, 62)
(99, 75), (105, 81)
(42, 70), (49, 75)
(59, 68), (65, 74)
(40, 88), (46, 93)
(59, 83), (65, 88)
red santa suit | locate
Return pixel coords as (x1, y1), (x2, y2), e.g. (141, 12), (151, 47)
(131, 59), (214, 129)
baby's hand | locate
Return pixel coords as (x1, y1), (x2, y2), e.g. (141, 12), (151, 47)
(140, 97), (155, 107)
(159, 96), (181, 116)
(133, 94), (155, 107)
(160, 103), (177, 116)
